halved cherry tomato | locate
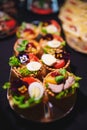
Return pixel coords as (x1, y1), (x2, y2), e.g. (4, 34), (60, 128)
(53, 35), (63, 42)
(51, 19), (61, 30)
(53, 59), (65, 69)
(21, 77), (37, 84)
(6, 19), (16, 28)
(28, 53), (39, 61)
(24, 28), (35, 34)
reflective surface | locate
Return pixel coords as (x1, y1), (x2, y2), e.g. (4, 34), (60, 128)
(7, 88), (77, 123)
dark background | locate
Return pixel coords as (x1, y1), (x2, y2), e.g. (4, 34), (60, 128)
(0, 0), (87, 130)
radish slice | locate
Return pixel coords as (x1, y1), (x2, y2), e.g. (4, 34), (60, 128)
(47, 39), (61, 48)
(41, 54), (57, 66)
(26, 61), (41, 71)
(45, 25), (58, 33)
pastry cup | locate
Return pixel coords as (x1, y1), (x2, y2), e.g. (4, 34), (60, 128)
(43, 68), (80, 101)
(45, 59), (70, 73)
(9, 53), (47, 81)
(16, 22), (40, 40)
(38, 19), (61, 36)
(10, 62), (45, 80)
(41, 50), (70, 74)
(39, 34), (66, 56)
(7, 75), (46, 121)
(13, 38), (40, 56)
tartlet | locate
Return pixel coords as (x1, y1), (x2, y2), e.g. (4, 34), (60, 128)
(38, 19), (61, 36)
(16, 22), (40, 40)
(43, 68), (81, 100)
(39, 33), (66, 55)
(13, 38), (40, 56)
(41, 50), (70, 73)
(9, 53), (46, 80)
(7, 75), (46, 121)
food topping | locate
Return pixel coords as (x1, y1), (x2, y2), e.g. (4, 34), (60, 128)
(48, 83), (64, 93)
(41, 54), (57, 66)
(44, 25), (58, 33)
(28, 82), (44, 100)
(26, 61), (42, 71)
(47, 39), (61, 48)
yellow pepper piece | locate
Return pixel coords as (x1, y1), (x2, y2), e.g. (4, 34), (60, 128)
(45, 76), (56, 84)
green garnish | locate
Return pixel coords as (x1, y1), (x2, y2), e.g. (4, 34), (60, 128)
(61, 41), (66, 46)
(45, 83), (49, 88)
(41, 28), (47, 34)
(19, 67), (38, 76)
(55, 75), (64, 83)
(21, 22), (27, 30)
(2, 82), (11, 89)
(56, 88), (73, 99)
(59, 68), (67, 76)
(19, 67), (31, 76)
(72, 82), (80, 88)
(43, 46), (55, 54)
(13, 95), (41, 109)
(75, 76), (82, 81)
(17, 40), (29, 52)
(9, 56), (20, 67)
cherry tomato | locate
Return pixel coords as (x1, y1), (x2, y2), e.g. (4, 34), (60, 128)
(51, 19), (61, 30)
(6, 19), (16, 28)
(53, 35), (63, 42)
(53, 59), (65, 69)
(24, 28), (35, 34)
(29, 53), (39, 61)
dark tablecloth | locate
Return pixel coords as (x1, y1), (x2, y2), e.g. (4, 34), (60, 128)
(0, 7), (87, 130)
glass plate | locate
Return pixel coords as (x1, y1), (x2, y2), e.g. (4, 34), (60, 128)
(7, 88), (77, 123)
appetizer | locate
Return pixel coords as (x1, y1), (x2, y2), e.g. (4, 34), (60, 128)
(40, 33), (66, 55)
(41, 50), (70, 72)
(9, 53), (46, 80)
(16, 22), (39, 40)
(38, 19), (61, 36)
(13, 38), (40, 56)
(43, 68), (81, 99)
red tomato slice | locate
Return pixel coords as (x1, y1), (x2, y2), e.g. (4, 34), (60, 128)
(28, 53), (39, 61)
(6, 19), (16, 28)
(24, 28), (35, 34)
(53, 59), (65, 69)
(21, 77), (37, 84)
(53, 35), (64, 42)
(51, 19), (61, 30)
